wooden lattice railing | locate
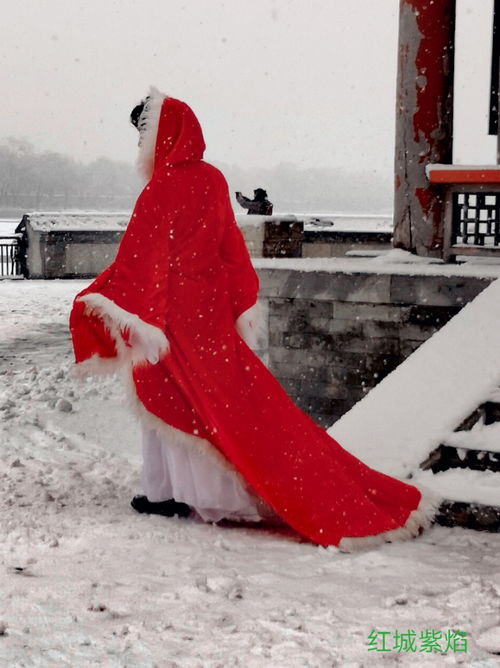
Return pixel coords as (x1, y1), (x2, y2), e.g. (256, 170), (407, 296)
(427, 165), (500, 261)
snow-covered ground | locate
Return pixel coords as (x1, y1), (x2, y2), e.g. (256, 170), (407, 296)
(1, 280), (500, 667)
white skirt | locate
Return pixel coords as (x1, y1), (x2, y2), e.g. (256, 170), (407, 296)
(141, 427), (266, 523)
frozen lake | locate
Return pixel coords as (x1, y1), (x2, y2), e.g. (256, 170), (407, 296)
(0, 219), (18, 236)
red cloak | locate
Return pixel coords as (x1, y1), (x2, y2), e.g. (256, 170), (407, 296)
(70, 88), (433, 549)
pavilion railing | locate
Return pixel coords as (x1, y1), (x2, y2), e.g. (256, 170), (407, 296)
(452, 192), (500, 248)
(426, 165), (500, 261)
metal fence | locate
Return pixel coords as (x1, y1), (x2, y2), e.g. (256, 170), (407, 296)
(0, 237), (22, 277)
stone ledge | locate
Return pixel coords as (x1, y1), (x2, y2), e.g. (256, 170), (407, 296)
(258, 269), (391, 303)
(390, 274), (492, 306)
(258, 266), (496, 305)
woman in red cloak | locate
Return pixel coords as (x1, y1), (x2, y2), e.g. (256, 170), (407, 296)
(70, 87), (436, 550)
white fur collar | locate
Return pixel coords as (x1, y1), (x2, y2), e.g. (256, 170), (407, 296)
(136, 86), (167, 182)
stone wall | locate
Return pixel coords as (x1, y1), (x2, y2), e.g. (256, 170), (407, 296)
(23, 214), (129, 279)
(302, 230), (392, 258)
(255, 265), (494, 427)
(27, 229), (123, 279)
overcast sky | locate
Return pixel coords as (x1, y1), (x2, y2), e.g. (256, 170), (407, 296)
(1, 0), (496, 172)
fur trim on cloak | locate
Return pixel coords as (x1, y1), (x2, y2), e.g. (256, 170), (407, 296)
(136, 86), (167, 182)
(337, 488), (440, 552)
(76, 293), (169, 366)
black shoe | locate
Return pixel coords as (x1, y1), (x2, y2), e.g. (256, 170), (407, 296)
(131, 495), (191, 518)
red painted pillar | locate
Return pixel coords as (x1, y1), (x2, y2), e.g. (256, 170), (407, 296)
(394, 0), (456, 257)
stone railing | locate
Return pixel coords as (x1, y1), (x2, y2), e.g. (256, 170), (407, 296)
(20, 212), (391, 278)
(21, 213), (129, 279)
(239, 214), (392, 259)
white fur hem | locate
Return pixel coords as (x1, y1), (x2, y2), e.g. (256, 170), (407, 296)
(235, 301), (266, 349)
(337, 487), (440, 552)
(76, 292), (169, 368)
(136, 86), (167, 182)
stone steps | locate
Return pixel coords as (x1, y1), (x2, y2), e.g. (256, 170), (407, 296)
(435, 500), (500, 532)
(419, 396), (500, 531)
(421, 443), (500, 475)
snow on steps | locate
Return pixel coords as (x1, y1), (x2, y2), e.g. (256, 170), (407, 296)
(419, 398), (500, 530)
(328, 278), (500, 531)
(413, 469), (500, 532)
(446, 423), (500, 455)
(414, 469), (500, 507)
(421, 400), (500, 474)
(423, 441), (500, 474)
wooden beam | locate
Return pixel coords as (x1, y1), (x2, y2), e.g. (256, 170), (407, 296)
(427, 166), (500, 184)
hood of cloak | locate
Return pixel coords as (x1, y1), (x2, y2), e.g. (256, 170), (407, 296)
(136, 87), (206, 181)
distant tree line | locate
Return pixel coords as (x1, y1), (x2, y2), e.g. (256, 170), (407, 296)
(0, 138), (392, 217)
(0, 138), (140, 216)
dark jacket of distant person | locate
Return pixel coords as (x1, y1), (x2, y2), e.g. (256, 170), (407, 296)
(235, 189), (273, 215)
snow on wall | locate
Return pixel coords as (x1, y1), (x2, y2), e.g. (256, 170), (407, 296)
(27, 213), (130, 232)
(253, 255), (500, 279)
(237, 213), (393, 233)
(24, 211), (392, 235)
